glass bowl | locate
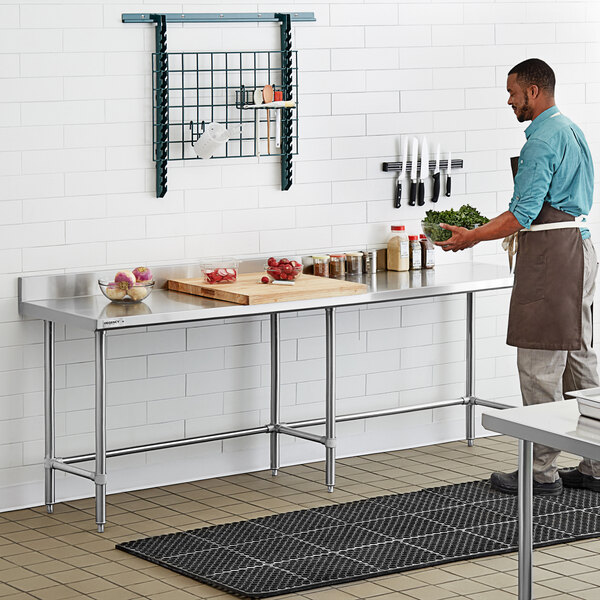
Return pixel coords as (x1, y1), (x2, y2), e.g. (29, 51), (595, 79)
(265, 257), (303, 281)
(98, 279), (154, 304)
(421, 222), (452, 243)
(421, 222), (482, 243)
(202, 259), (238, 284)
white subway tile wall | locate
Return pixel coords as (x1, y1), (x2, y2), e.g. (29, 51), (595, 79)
(1, 1), (599, 511)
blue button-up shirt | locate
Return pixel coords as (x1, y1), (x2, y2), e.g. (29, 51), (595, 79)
(508, 105), (593, 239)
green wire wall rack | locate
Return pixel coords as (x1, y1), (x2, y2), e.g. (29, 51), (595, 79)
(122, 12), (316, 198)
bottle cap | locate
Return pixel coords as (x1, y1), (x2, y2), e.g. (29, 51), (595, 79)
(391, 225), (405, 231)
(409, 235), (419, 241)
(330, 254), (346, 258)
(312, 255), (329, 260)
(419, 234), (427, 239)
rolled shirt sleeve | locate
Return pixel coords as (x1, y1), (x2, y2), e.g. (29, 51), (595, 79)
(508, 139), (554, 229)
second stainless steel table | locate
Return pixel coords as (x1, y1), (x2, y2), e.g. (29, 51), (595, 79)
(482, 400), (600, 600)
(19, 261), (514, 531)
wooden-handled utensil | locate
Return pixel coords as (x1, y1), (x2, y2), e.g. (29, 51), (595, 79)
(262, 84), (274, 154)
(253, 88), (263, 158)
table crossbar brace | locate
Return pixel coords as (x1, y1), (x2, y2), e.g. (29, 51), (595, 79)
(58, 396), (512, 466)
(276, 425), (332, 447)
(47, 459), (96, 482)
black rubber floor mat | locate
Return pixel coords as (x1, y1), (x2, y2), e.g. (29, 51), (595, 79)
(117, 479), (600, 598)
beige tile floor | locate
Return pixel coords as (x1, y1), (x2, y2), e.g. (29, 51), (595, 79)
(0, 436), (599, 600)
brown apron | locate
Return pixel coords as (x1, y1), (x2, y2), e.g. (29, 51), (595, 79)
(506, 203), (584, 350)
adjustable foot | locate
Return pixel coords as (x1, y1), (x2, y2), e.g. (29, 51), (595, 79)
(271, 469), (278, 477)
(467, 439), (475, 448)
(97, 524), (105, 533)
(327, 485), (334, 493)
(46, 504), (54, 514)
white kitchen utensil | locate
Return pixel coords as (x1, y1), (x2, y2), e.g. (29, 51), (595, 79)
(263, 84), (274, 154)
(192, 122), (237, 160)
(274, 91), (283, 149)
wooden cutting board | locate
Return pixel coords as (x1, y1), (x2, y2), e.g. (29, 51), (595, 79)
(167, 273), (367, 305)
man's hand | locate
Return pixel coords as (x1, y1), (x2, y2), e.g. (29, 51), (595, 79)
(435, 224), (478, 252)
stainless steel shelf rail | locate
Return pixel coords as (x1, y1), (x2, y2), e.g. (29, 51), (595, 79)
(21, 262), (514, 532)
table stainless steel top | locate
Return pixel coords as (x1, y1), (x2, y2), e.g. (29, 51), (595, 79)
(483, 400), (600, 462)
(20, 262), (513, 331)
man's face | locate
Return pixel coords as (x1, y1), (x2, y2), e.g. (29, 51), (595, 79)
(507, 74), (533, 123)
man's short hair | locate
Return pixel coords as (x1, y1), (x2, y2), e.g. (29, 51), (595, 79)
(508, 59), (555, 95)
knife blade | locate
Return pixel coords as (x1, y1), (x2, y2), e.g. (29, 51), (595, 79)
(409, 137), (418, 206)
(417, 136), (428, 206)
(395, 136), (408, 209)
(432, 143), (441, 203)
(445, 151), (452, 197)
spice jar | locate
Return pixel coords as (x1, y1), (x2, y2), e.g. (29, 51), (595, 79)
(387, 225), (409, 271)
(329, 254), (346, 279)
(420, 234), (435, 269)
(409, 235), (422, 270)
(345, 251), (363, 276)
(363, 249), (378, 274)
(312, 255), (329, 277)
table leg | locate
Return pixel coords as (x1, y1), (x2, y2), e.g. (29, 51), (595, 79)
(465, 292), (475, 447)
(95, 330), (107, 533)
(270, 313), (280, 476)
(325, 307), (336, 492)
(518, 439), (533, 600)
(44, 321), (55, 514)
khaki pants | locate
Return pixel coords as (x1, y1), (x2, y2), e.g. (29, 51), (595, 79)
(517, 237), (600, 482)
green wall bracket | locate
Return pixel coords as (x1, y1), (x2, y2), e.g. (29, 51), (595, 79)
(276, 13), (293, 191)
(122, 12), (315, 198)
(151, 14), (168, 199)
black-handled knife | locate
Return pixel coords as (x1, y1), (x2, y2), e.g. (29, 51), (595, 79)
(431, 143), (441, 203)
(417, 136), (427, 206)
(417, 181), (425, 206)
(395, 136), (408, 208)
(409, 180), (417, 206)
(395, 180), (402, 209)
(445, 151), (452, 197)
(409, 137), (418, 206)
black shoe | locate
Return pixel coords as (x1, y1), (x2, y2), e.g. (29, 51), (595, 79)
(490, 470), (563, 496)
(558, 468), (600, 492)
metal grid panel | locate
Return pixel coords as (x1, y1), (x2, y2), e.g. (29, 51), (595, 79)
(152, 50), (299, 161)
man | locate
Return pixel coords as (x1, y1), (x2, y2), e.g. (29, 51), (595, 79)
(439, 58), (600, 495)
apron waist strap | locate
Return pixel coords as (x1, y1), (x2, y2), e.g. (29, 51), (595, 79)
(502, 218), (587, 271)
(528, 221), (585, 232)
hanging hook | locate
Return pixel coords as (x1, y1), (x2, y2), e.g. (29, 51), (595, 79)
(189, 120), (206, 144)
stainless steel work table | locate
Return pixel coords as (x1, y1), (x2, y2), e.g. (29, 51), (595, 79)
(482, 401), (600, 600)
(19, 261), (513, 532)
